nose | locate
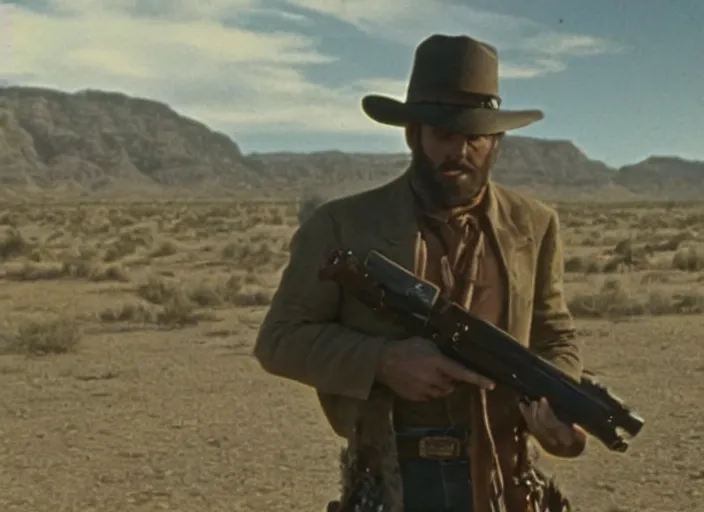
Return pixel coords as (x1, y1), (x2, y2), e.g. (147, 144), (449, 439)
(446, 133), (471, 160)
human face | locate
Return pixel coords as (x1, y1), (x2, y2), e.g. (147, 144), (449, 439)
(407, 124), (500, 208)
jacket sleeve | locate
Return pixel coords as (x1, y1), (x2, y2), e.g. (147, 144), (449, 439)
(529, 211), (586, 457)
(252, 205), (385, 401)
(529, 210), (582, 381)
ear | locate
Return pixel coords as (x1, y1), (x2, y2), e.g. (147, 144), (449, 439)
(491, 133), (503, 152)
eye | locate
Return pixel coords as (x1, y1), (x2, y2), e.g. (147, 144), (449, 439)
(431, 127), (454, 140)
(466, 134), (494, 149)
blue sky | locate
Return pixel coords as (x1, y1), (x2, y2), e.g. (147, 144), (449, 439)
(1, 0), (702, 167)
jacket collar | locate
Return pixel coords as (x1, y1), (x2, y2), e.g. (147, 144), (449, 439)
(376, 168), (534, 334)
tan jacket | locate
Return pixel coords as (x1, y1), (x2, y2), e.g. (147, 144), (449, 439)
(253, 170), (582, 511)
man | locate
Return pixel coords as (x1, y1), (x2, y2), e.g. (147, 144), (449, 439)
(253, 34), (586, 512)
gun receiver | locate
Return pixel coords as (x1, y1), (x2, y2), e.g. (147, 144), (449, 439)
(319, 248), (645, 453)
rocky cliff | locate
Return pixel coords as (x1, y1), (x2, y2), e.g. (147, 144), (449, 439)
(0, 86), (701, 201)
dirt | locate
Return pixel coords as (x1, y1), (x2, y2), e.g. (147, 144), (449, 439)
(0, 201), (701, 512)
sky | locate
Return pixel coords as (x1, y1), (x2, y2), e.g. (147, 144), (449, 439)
(0, 0), (702, 168)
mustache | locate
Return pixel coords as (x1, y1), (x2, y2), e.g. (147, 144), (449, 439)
(437, 160), (475, 174)
(411, 149), (478, 175)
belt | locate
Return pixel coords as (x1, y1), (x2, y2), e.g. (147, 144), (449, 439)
(395, 427), (470, 460)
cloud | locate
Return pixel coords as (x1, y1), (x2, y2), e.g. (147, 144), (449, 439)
(283, 0), (624, 58)
(0, 0), (624, 141)
(282, 0), (626, 86)
(284, 0), (531, 46)
(520, 33), (626, 57)
(41, 0), (258, 19)
(1, 1), (368, 132)
(1, 1), (360, 130)
(501, 59), (567, 79)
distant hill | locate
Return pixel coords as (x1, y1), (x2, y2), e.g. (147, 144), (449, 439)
(0, 85), (701, 201)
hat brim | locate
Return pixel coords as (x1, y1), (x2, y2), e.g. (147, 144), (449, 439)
(361, 94), (543, 135)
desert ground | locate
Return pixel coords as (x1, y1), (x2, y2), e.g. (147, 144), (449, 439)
(0, 198), (701, 512)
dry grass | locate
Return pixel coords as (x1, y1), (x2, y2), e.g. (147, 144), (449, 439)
(0, 198), (701, 511)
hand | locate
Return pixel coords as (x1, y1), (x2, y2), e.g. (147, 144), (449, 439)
(519, 397), (586, 456)
(376, 337), (495, 401)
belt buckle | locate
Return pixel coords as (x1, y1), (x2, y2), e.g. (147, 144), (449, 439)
(418, 435), (462, 459)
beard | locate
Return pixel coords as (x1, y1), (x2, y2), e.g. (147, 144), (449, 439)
(410, 143), (494, 209)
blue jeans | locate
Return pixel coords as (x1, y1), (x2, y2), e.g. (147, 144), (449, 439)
(397, 429), (473, 511)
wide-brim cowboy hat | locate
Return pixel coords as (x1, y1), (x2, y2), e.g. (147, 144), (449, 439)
(361, 34), (544, 135)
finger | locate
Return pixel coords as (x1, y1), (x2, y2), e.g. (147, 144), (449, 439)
(521, 401), (538, 430)
(423, 369), (455, 391)
(517, 395), (532, 407)
(426, 387), (452, 400)
(537, 398), (559, 428)
(518, 401), (534, 426)
(530, 401), (555, 444)
(414, 374), (455, 400)
(531, 401), (542, 431)
(539, 397), (562, 426)
(537, 398), (575, 444)
(405, 387), (437, 402)
(438, 360), (495, 389)
(572, 425), (587, 448)
(418, 385), (450, 401)
(428, 378), (455, 397)
(538, 399), (575, 446)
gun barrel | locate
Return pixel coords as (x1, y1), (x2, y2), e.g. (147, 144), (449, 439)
(618, 409), (646, 437)
(319, 247), (645, 453)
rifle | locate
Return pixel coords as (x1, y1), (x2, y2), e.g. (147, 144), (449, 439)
(318, 248), (644, 453)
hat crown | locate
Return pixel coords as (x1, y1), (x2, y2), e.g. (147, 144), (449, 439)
(359, 33), (543, 135)
(406, 34), (499, 101)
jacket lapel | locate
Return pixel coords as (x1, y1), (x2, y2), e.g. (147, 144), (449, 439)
(369, 174), (533, 338)
(372, 170), (425, 275)
(484, 182), (533, 336)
